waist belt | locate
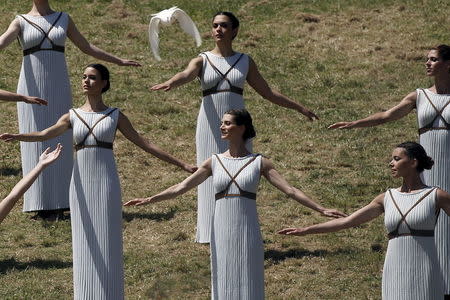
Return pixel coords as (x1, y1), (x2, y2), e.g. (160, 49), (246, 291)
(23, 45), (65, 56)
(74, 142), (113, 152)
(215, 191), (256, 200)
(387, 229), (434, 240)
(418, 127), (450, 135)
(202, 85), (243, 97)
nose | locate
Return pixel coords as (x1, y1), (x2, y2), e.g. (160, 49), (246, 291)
(389, 160), (394, 167)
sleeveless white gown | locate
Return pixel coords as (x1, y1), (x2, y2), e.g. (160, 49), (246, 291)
(69, 108), (124, 300)
(416, 88), (450, 294)
(196, 51), (250, 243)
(383, 187), (444, 299)
(211, 153), (264, 300)
(16, 12), (72, 212)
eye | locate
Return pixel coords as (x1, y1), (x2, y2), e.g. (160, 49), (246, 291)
(212, 23), (218, 28)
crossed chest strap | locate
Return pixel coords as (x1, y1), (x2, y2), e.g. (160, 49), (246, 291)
(387, 188), (436, 240)
(418, 89), (450, 135)
(19, 12), (65, 56)
(201, 52), (244, 97)
(71, 108), (117, 152)
(214, 154), (259, 200)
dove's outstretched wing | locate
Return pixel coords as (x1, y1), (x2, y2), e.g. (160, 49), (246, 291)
(172, 8), (202, 47)
(149, 16), (162, 61)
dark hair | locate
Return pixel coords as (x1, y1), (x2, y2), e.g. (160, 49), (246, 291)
(224, 109), (256, 140)
(86, 63), (110, 93)
(396, 141), (434, 172)
(431, 44), (450, 61)
(213, 11), (239, 29)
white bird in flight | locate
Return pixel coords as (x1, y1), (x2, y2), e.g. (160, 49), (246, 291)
(149, 6), (202, 61)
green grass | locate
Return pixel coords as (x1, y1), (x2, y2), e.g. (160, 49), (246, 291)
(1, 0), (449, 298)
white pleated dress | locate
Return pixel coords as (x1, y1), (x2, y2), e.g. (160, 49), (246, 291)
(69, 108), (124, 300)
(211, 154), (264, 300)
(16, 12), (73, 212)
(196, 51), (250, 243)
(416, 88), (450, 294)
(382, 187), (444, 299)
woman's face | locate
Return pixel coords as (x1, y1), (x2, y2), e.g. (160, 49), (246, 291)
(425, 50), (450, 77)
(389, 148), (417, 178)
(211, 15), (237, 42)
(82, 67), (106, 95)
(220, 114), (245, 140)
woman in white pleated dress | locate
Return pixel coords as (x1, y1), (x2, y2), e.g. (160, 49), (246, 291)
(125, 109), (345, 299)
(0, 64), (195, 299)
(0, 0), (139, 220)
(151, 11), (318, 243)
(279, 142), (450, 299)
(328, 44), (450, 296)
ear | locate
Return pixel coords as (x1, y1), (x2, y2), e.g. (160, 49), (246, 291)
(411, 158), (419, 170)
(102, 80), (108, 89)
(232, 28), (239, 39)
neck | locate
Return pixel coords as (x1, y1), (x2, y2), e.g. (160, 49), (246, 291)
(211, 42), (234, 57)
(226, 138), (250, 157)
(433, 75), (450, 94)
(81, 95), (108, 112)
(399, 173), (426, 193)
(29, 1), (53, 16)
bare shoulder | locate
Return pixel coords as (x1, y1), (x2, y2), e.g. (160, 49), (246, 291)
(372, 192), (386, 206)
(260, 156), (274, 172)
(403, 90), (418, 103)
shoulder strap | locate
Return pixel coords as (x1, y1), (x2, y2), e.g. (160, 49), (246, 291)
(389, 188), (435, 234)
(19, 12), (63, 47)
(215, 154), (259, 193)
(421, 89), (450, 126)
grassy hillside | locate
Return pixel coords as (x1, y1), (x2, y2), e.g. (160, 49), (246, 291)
(1, 0), (449, 298)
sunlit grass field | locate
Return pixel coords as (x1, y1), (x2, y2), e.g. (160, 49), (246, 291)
(1, 0), (449, 299)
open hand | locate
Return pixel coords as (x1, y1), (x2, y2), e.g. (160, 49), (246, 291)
(321, 208), (347, 218)
(277, 227), (308, 236)
(328, 121), (355, 129)
(23, 96), (48, 105)
(150, 81), (172, 92)
(119, 59), (141, 67)
(184, 164), (198, 173)
(39, 143), (63, 167)
(298, 107), (319, 121)
(124, 198), (152, 206)
(0, 133), (18, 142)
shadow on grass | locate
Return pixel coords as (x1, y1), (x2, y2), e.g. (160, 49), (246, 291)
(265, 248), (359, 263)
(0, 258), (72, 274)
(0, 167), (21, 176)
(122, 207), (177, 222)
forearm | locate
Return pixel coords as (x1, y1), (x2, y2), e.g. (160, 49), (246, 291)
(266, 90), (306, 111)
(81, 44), (123, 65)
(289, 188), (326, 213)
(165, 71), (196, 89)
(0, 90), (25, 102)
(350, 112), (392, 128)
(149, 183), (190, 203)
(302, 217), (352, 235)
(142, 140), (187, 170)
(0, 164), (44, 223)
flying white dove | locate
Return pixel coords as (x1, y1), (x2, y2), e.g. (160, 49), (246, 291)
(149, 6), (202, 61)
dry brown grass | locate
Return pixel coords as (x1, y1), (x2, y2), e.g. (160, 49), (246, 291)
(0, 0), (448, 299)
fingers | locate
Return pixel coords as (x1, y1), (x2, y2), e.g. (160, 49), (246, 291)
(121, 60), (142, 67)
(35, 98), (48, 105)
(43, 147), (51, 155)
(328, 122), (350, 129)
(124, 199), (147, 206)
(53, 143), (63, 157)
(0, 133), (14, 142)
(277, 228), (297, 235)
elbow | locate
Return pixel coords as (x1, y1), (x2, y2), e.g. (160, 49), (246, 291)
(286, 187), (296, 199)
